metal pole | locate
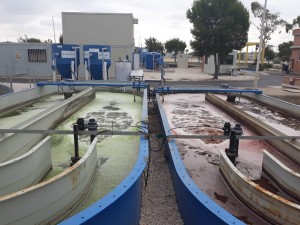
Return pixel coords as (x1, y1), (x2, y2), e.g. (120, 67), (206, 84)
(52, 16), (56, 43)
(254, 0), (267, 88)
(73, 124), (79, 159)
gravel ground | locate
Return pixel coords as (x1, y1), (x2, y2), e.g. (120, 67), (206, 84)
(140, 102), (183, 225)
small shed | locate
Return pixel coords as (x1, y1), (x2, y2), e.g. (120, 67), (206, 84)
(0, 43), (52, 78)
(204, 51), (237, 75)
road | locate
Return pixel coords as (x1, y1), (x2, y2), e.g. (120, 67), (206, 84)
(147, 71), (287, 88)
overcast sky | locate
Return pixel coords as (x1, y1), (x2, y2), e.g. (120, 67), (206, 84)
(0, 0), (299, 51)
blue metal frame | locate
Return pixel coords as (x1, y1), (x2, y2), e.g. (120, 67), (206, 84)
(37, 81), (148, 89)
(60, 89), (148, 225)
(156, 93), (245, 225)
(154, 86), (262, 94)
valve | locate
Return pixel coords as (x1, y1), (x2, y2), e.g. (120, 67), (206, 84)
(225, 124), (243, 165)
(222, 122), (231, 136)
(87, 118), (98, 143)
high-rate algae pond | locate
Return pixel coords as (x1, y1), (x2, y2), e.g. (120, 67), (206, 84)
(46, 91), (143, 218)
(161, 93), (286, 225)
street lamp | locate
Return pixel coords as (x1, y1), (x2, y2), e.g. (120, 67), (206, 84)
(254, 0), (267, 88)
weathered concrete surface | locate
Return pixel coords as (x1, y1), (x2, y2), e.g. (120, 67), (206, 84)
(0, 136), (98, 225)
(0, 137), (52, 196)
(220, 150), (300, 225)
(263, 150), (300, 201)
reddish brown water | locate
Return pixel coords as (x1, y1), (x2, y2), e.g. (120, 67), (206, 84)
(162, 93), (300, 225)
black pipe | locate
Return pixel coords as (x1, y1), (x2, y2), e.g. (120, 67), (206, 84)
(70, 124), (80, 166)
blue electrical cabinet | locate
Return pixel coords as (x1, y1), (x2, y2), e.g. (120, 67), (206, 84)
(52, 44), (80, 80)
(145, 52), (161, 70)
(83, 45), (111, 80)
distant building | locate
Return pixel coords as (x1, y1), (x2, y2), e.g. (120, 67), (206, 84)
(62, 12), (138, 79)
(290, 29), (300, 75)
(0, 13), (138, 80)
(0, 43), (52, 78)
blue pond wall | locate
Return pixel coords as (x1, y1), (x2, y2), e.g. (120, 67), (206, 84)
(156, 93), (245, 225)
(60, 89), (148, 225)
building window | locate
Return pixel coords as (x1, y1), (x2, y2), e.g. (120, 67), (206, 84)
(298, 50), (300, 61)
(28, 49), (47, 62)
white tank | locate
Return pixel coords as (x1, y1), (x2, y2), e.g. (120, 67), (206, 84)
(115, 61), (132, 81)
(133, 54), (140, 70)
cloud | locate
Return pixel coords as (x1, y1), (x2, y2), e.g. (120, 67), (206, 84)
(0, 0), (298, 47)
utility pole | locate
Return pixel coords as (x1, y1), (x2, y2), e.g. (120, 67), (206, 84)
(254, 0), (267, 88)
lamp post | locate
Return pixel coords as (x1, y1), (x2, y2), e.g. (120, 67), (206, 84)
(254, 0), (267, 88)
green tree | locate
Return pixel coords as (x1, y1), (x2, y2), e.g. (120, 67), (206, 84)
(17, 35), (41, 43)
(145, 37), (164, 53)
(264, 45), (275, 63)
(187, 0), (249, 79)
(285, 16), (300, 32)
(165, 38), (187, 62)
(278, 41), (293, 62)
(251, 1), (286, 45)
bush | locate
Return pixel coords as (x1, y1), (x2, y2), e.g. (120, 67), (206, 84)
(259, 63), (273, 71)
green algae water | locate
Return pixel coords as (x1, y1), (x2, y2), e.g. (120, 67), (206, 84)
(0, 94), (64, 129)
(46, 92), (142, 214)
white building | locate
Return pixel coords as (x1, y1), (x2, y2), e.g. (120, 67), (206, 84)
(204, 51), (237, 75)
(62, 12), (138, 79)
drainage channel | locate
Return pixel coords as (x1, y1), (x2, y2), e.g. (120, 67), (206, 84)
(140, 101), (183, 225)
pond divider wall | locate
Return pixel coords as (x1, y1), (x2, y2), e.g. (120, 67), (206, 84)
(243, 93), (300, 120)
(263, 150), (300, 201)
(60, 88), (149, 225)
(155, 93), (244, 225)
(0, 136), (52, 196)
(205, 93), (300, 165)
(0, 87), (95, 163)
(0, 86), (58, 113)
(220, 150), (300, 225)
(0, 135), (98, 225)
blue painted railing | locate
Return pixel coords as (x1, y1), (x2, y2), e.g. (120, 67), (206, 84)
(154, 86), (262, 94)
(60, 89), (148, 225)
(156, 93), (245, 225)
(37, 81), (148, 89)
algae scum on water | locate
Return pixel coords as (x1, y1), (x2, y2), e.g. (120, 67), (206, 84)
(46, 91), (142, 215)
(0, 94), (64, 129)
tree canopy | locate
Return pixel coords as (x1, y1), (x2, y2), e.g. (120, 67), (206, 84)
(145, 37), (164, 52)
(17, 35), (41, 43)
(165, 38), (187, 61)
(264, 45), (275, 63)
(285, 16), (300, 32)
(251, 1), (286, 45)
(187, 0), (249, 79)
(278, 41), (293, 62)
